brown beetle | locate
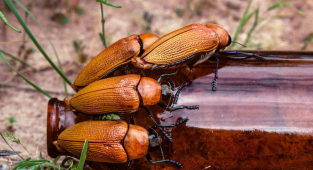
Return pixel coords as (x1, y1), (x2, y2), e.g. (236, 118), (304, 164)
(71, 33), (159, 92)
(132, 23), (263, 98)
(66, 74), (198, 141)
(67, 74), (198, 115)
(52, 118), (188, 168)
(131, 24), (230, 70)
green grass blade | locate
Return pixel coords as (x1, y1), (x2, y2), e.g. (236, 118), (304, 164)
(96, 0), (122, 8)
(0, 49), (40, 73)
(11, 158), (31, 169)
(229, 0), (253, 49)
(11, 158), (61, 170)
(0, 11), (22, 33)
(243, 8), (259, 46)
(77, 139), (88, 170)
(0, 52), (52, 98)
(14, 0), (68, 97)
(302, 34), (313, 50)
(5, 0), (72, 86)
(267, 2), (292, 11)
(0, 132), (24, 160)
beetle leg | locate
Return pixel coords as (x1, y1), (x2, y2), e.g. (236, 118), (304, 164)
(147, 125), (157, 132)
(219, 51), (264, 60)
(142, 106), (173, 142)
(148, 118), (189, 129)
(157, 118), (189, 127)
(127, 160), (132, 169)
(212, 56), (219, 91)
(153, 65), (168, 69)
(158, 70), (177, 91)
(145, 153), (183, 168)
(157, 69), (178, 84)
(173, 67), (194, 104)
(158, 103), (199, 111)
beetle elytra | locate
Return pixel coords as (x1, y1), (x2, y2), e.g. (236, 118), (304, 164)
(72, 33), (159, 92)
(53, 118), (189, 168)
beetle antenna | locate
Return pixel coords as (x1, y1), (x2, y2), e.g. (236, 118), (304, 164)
(166, 81), (175, 108)
(147, 125), (165, 160)
(159, 141), (165, 160)
(157, 70), (178, 83)
(231, 41), (246, 47)
(146, 153), (183, 168)
(147, 125), (158, 137)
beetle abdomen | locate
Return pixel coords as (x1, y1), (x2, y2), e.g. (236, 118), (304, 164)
(57, 121), (128, 163)
(70, 75), (141, 114)
(72, 35), (141, 91)
(142, 24), (219, 65)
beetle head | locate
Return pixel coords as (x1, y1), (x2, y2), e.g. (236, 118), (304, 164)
(148, 133), (162, 152)
(161, 84), (173, 101)
(206, 24), (231, 49)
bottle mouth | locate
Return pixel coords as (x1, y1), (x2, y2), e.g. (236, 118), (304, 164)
(46, 98), (91, 158)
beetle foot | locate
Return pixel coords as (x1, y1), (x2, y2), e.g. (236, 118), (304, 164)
(185, 105), (199, 110)
(212, 78), (217, 91)
(158, 128), (173, 142)
(175, 118), (189, 126)
(169, 160), (183, 168)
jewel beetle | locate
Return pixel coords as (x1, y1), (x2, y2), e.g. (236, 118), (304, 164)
(71, 33), (159, 92)
(131, 23), (263, 97)
(52, 117), (189, 168)
(131, 24), (230, 70)
(65, 74), (198, 141)
(66, 74), (198, 115)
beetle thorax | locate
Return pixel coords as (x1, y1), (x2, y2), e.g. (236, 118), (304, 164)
(206, 24), (230, 49)
(137, 77), (162, 106)
(124, 124), (149, 160)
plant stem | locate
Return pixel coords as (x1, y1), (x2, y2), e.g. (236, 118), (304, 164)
(100, 2), (107, 48)
(0, 132), (24, 160)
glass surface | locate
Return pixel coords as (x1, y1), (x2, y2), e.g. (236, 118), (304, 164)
(134, 51), (313, 170)
(47, 51), (313, 169)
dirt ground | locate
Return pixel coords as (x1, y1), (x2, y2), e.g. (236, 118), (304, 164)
(0, 0), (313, 168)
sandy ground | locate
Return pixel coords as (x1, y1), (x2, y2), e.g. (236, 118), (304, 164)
(0, 0), (313, 168)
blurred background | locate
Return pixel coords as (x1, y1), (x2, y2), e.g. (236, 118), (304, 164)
(0, 0), (313, 165)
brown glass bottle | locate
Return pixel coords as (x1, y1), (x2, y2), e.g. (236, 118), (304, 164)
(47, 50), (313, 170)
